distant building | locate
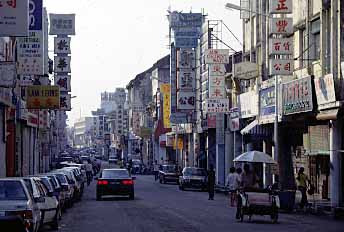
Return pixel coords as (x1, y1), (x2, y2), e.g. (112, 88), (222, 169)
(73, 117), (94, 148)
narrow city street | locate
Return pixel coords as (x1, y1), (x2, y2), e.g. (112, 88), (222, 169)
(44, 174), (344, 232)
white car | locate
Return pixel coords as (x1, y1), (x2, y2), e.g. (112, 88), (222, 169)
(0, 178), (41, 232)
(22, 177), (59, 230)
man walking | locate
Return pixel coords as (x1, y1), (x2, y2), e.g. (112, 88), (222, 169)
(153, 160), (159, 181)
(207, 165), (215, 200)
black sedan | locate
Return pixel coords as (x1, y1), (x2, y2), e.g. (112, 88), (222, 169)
(159, 165), (180, 184)
(96, 169), (135, 200)
(179, 167), (207, 191)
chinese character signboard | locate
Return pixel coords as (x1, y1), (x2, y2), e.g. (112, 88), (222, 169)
(0, 0), (29, 36)
(269, 0), (293, 14)
(27, 86), (60, 109)
(205, 49), (229, 64)
(234, 62), (258, 80)
(54, 37), (71, 54)
(29, 0), (43, 31)
(209, 64), (226, 76)
(260, 86), (276, 117)
(270, 59), (293, 75)
(54, 75), (71, 92)
(177, 69), (195, 90)
(54, 56), (71, 73)
(206, 98), (230, 113)
(314, 74), (336, 110)
(60, 93), (71, 111)
(270, 18), (293, 35)
(160, 84), (171, 129)
(177, 91), (195, 110)
(0, 62), (16, 87)
(177, 49), (195, 68)
(269, 38), (293, 55)
(282, 76), (313, 115)
(49, 14), (76, 35)
(238, 91), (259, 118)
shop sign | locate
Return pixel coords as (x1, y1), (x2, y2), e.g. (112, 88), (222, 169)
(206, 98), (230, 113)
(229, 108), (240, 132)
(238, 91), (258, 118)
(209, 85), (226, 99)
(205, 49), (229, 64)
(60, 93), (71, 111)
(270, 18), (293, 35)
(0, 87), (13, 107)
(177, 69), (195, 90)
(54, 56), (71, 73)
(269, 38), (293, 55)
(49, 14), (76, 35)
(0, 0), (28, 36)
(177, 49), (195, 68)
(177, 91), (195, 110)
(209, 64), (226, 76)
(54, 75), (71, 92)
(54, 37), (71, 54)
(282, 76), (313, 115)
(234, 62), (258, 80)
(216, 113), (225, 144)
(209, 76), (225, 89)
(27, 86), (60, 109)
(207, 114), (216, 128)
(169, 12), (203, 28)
(160, 84), (171, 128)
(269, 59), (293, 75)
(170, 112), (188, 124)
(166, 134), (175, 147)
(259, 86), (276, 117)
(269, 0), (293, 14)
(0, 62), (16, 87)
(19, 75), (33, 86)
(314, 74), (336, 110)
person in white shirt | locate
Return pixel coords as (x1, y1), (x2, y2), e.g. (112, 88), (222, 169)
(226, 167), (241, 207)
(153, 160), (159, 181)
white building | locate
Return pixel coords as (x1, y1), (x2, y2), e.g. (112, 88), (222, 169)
(74, 117), (94, 148)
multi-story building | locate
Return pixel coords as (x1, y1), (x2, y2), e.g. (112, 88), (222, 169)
(73, 117), (94, 148)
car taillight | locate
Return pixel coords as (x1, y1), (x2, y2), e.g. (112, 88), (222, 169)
(122, 180), (133, 185)
(97, 180), (108, 185)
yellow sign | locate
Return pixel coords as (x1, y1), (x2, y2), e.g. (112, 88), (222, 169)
(173, 136), (183, 150)
(160, 84), (171, 129)
(27, 86), (60, 109)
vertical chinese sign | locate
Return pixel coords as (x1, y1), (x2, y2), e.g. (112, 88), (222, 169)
(160, 84), (171, 129)
(50, 14), (75, 111)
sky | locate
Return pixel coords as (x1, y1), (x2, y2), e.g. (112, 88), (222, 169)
(44, 0), (243, 126)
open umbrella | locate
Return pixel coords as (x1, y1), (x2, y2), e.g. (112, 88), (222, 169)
(233, 150), (276, 164)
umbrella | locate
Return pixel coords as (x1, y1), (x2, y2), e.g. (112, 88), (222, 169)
(233, 151), (276, 164)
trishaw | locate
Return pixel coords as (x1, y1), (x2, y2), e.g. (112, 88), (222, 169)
(234, 151), (280, 223)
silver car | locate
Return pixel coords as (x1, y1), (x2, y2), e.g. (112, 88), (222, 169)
(0, 178), (41, 232)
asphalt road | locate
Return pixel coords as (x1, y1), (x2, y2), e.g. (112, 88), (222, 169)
(46, 174), (344, 232)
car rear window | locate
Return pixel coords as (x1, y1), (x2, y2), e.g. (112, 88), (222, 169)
(55, 174), (68, 184)
(40, 178), (53, 192)
(0, 181), (28, 201)
(102, 169), (129, 178)
(162, 165), (176, 172)
(184, 168), (206, 176)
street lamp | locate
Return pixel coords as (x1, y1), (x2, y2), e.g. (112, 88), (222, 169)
(225, 2), (271, 17)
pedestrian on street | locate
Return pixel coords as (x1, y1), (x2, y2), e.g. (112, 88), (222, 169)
(153, 160), (159, 181)
(296, 167), (309, 209)
(226, 167), (240, 207)
(207, 164), (215, 200)
(86, 160), (93, 186)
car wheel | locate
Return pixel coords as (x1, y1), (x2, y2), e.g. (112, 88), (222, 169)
(51, 210), (59, 230)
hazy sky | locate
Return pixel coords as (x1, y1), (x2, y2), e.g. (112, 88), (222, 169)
(44, 0), (243, 126)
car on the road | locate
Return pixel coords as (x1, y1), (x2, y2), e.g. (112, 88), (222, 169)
(0, 178), (41, 232)
(179, 167), (207, 191)
(159, 165), (180, 184)
(131, 159), (143, 174)
(96, 169), (135, 200)
(108, 156), (118, 164)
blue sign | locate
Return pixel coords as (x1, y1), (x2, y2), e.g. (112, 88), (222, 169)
(260, 86), (275, 117)
(29, 0), (43, 31)
(170, 13), (203, 28)
(175, 37), (198, 48)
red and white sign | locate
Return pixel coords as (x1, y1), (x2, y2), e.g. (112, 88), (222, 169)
(209, 64), (226, 76)
(269, 0), (293, 14)
(205, 49), (229, 64)
(270, 18), (293, 34)
(209, 86), (226, 99)
(209, 76), (225, 88)
(269, 38), (293, 55)
(270, 59), (293, 75)
(54, 75), (71, 92)
(206, 98), (230, 113)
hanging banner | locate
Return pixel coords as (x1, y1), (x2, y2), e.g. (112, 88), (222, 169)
(270, 18), (293, 34)
(27, 86), (60, 109)
(270, 59), (293, 75)
(205, 49), (229, 64)
(60, 93), (71, 111)
(160, 84), (171, 129)
(54, 37), (71, 54)
(177, 49), (195, 68)
(209, 64), (226, 76)
(54, 56), (71, 73)
(177, 91), (195, 110)
(0, 62), (16, 87)
(0, 0), (29, 36)
(54, 75), (71, 92)
(206, 98), (230, 113)
(209, 85), (226, 99)
(177, 69), (195, 90)
(314, 74), (336, 110)
(269, 38), (293, 55)
(49, 14), (76, 35)
(17, 31), (44, 75)
(269, 0), (293, 14)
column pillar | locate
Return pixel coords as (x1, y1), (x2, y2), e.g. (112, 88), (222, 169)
(330, 120), (342, 207)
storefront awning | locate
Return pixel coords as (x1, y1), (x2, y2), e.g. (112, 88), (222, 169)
(241, 119), (258, 135)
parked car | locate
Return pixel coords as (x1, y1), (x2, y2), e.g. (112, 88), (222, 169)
(108, 156), (118, 164)
(159, 165), (180, 184)
(41, 174), (66, 211)
(49, 173), (74, 209)
(55, 169), (80, 201)
(0, 178), (41, 232)
(62, 167), (85, 199)
(131, 159), (143, 174)
(179, 167), (207, 191)
(96, 169), (135, 201)
(22, 177), (59, 230)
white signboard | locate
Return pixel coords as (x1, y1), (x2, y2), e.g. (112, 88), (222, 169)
(54, 56), (71, 73)
(205, 49), (229, 64)
(238, 91), (259, 118)
(177, 49), (195, 68)
(0, 0), (28, 36)
(314, 74), (336, 109)
(0, 62), (16, 87)
(60, 93), (71, 111)
(269, 38), (293, 55)
(177, 91), (195, 110)
(49, 14), (76, 35)
(206, 98), (230, 113)
(234, 62), (259, 80)
(269, 0), (293, 14)
(209, 86), (226, 99)
(209, 64), (226, 76)
(54, 75), (71, 92)
(270, 18), (293, 34)
(17, 31), (44, 75)
(209, 75), (225, 88)
(269, 59), (293, 75)
(177, 69), (195, 90)
(54, 37), (71, 54)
